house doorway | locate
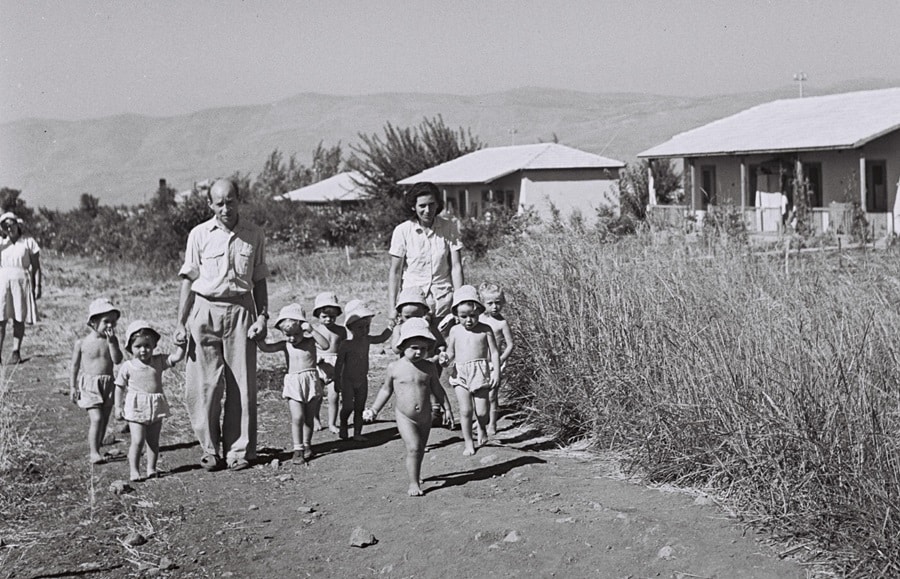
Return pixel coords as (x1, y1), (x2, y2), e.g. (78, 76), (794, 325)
(701, 166), (717, 208)
(866, 160), (888, 212)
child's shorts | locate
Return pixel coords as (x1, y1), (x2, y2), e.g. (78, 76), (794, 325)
(77, 374), (115, 409)
(123, 390), (169, 425)
(283, 369), (323, 403)
(317, 353), (337, 388)
(450, 359), (491, 395)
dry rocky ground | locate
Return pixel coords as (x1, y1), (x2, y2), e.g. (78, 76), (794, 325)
(0, 258), (810, 578)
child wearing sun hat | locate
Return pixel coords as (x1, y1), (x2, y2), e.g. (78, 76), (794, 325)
(312, 291), (346, 434)
(363, 317), (454, 496)
(333, 299), (391, 440)
(70, 298), (124, 465)
(444, 285), (500, 456)
(114, 320), (186, 481)
(257, 303), (331, 461)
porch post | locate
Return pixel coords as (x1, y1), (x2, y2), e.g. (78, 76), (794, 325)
(859, 156), (867, 210)
(648, 164), (657, 206)
(463, 188), (469, 217)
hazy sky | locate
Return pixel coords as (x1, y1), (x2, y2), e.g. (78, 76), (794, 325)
(2, 0), (898, 122)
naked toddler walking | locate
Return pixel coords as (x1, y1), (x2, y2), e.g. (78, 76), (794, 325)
(364, 318), (454, 496)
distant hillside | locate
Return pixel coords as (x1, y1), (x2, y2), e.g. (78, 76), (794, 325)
(1, 80), (896, 209)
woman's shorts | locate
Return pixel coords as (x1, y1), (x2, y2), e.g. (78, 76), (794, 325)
(77, 374), (115, 409)
(283, 369), (323, 403)
(123, 390), (170, 425)
(450, 359), (491, 395)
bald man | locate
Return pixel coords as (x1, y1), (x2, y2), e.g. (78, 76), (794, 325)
(175, 179), (269, 471)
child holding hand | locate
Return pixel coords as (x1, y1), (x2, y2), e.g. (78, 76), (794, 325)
(257, 304), (330, 461)
(312, 292), (346, 434)
(71, 298), (124, 465)
(334, 299), (390, 440)
(115, 320), (185, 481)
(445, 285), (500, 456)
(363, 318), (454, 496)
(478, 283), (515, 435)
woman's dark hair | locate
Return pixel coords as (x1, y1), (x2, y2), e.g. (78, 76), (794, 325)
(403, 182), (444, 217)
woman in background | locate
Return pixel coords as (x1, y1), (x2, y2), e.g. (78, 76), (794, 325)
(0, 212), (42, 364)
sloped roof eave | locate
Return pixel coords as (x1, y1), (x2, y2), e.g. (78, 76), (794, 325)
(400, 165), (624, 186)
(639, 143), (863, 159)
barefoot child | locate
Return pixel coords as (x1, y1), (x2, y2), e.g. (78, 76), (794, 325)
(258, 304), (330, 461)
(115, 321), (185, 481)
(478, 283), (515, 435)
(445, 285), (500, 456)
(390, 287), (451, 426)
(70, 298), (124, 465)
(363, 318), (454, 496)
(312, 292), (346, 434)
(389, 287), (445, 360)
(334, 300), (390, 440)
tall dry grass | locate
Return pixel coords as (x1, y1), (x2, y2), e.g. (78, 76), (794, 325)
(489, 230), (900, 576)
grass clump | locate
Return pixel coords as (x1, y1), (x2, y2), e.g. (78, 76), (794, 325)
(491, 228), (900, 576)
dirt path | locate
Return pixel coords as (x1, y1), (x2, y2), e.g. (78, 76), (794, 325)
(2, 308), (806, 578)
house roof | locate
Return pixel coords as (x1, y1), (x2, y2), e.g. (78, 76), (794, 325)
(397, 143), (625, 186)
(638, 87), (900, 159)
(277, 171), (366, 203)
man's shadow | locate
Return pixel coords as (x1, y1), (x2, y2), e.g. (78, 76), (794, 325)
(423, 455), (546, 494)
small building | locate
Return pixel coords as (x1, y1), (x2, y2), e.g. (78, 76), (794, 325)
(639, 87), (900, 235)
(398, 143), (625, 221)
(276, 171), (366, 209)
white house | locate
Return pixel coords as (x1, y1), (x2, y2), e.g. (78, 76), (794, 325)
(276, 171), (366, 208)
(639, 87), (900, 235)
(398, 143), (625, 221)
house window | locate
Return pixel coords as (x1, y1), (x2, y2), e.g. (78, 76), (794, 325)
(701, 166), (717, 208)
(866, 161), (888, 212)
(481, 189), (516, 211)
(802, 163), (822, 208)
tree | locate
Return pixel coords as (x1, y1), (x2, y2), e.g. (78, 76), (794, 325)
(0, 187), (35, 223)
(348, 115), (484, 204)
(251, 143), (344, 199)
(618, 159), (683, 220)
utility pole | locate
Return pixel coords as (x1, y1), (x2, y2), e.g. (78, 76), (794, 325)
(792, 72), (808, 97)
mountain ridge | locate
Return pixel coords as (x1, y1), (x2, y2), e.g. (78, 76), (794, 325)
(2, 80), (897, 209)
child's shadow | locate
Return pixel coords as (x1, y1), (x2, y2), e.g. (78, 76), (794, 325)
(423, 456), (546, 494)
(273, 424), (401, 462)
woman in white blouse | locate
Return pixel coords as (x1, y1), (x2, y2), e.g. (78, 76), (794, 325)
(0, 212), (42, 364)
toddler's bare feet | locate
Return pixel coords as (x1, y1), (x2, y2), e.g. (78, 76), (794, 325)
(476, 429), (487, 447)
(130, 470), (142, 482)
(462, 444), (475, 456)
(89, 453), (106, 465)
(408, 483), (424, 497)
(313, 419), (324, 431)
(328, 425), (340, 435)
(487, 424), (498, 436)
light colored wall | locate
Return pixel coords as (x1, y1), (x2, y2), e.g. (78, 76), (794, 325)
(862, 129), (900, 212)
(680, 128), (900, 211)
(519, 168), (621, 221)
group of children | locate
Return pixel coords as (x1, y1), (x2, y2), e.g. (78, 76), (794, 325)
(69, 282), (514, 495)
